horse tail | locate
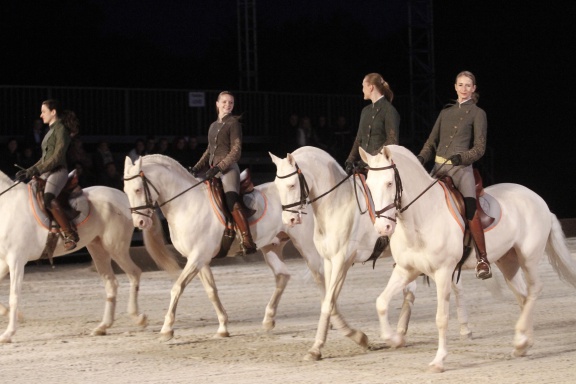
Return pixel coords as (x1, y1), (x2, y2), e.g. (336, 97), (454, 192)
(546, 214), (576, 289)
(142, 210), (182, 277)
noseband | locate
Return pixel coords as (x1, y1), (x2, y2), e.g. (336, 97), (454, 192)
(366, 163), (403, 223)
(123, 171), (160, 218)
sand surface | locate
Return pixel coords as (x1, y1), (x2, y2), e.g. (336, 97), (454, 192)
(2, 238), (576, 383)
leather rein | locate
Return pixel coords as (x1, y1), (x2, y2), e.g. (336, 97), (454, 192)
(123, 171), (204, 218)
(275, 162), (369, 215)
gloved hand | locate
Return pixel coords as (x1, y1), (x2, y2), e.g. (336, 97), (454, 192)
(344, 160), (354, 175)
(417, 156), (425, 165)
(15, 167), (38, 181)
(449, 154), (462, 166)
(190, 166), (201, 177)
(205, 166), (221, 180)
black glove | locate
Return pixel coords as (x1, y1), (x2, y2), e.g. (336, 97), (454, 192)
(15, 167), (38, 181)
(205, 166), (221, 180)
(344, 160), (354, 175)
(449, 154), (462, 166)
(417, 156), (425, 165)
(190, 166), (201, 177)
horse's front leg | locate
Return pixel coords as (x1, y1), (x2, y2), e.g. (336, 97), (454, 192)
(396, 280), (417, 335)
(260, 243), (291, 331)
(376, 267), (416, 348)
(198, 264), (229, 338)
(452, 278), (472, 340)
(0, 257), (26, 343)
(428, 268), (453, 373)
(159, 259), (200, 341)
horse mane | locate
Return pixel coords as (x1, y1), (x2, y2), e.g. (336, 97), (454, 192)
(140, 154), (197, 181)
(291, 146), (344, 172)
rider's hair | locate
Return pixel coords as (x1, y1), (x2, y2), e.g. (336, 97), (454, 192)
(42, 99), (80, 137)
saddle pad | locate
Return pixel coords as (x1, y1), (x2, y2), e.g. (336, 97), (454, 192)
(207, 186), (268, 227)
(439, 183), (502, 233)
(28, 183), (91, 230)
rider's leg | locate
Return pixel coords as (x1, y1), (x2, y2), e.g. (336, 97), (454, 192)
(226, 191), (257, 255)
(465, 197), (491, 280)
(45, 192), (79, 251)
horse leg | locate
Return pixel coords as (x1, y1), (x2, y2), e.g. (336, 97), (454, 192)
(159, 258), (200, 341)
(100, 243), (148, 328)
(512, 258), (543, 357)
(0, 256), (26, 343)
(496, 249), (527, 309)
(0, 261), (9, 317)
(376, 267), (416, 348)
(428, 268), (453, 373)
(452, 278), (472, 339)
(396, 280), (416, 336)
(197, 265), (229, 338)
(86, 242), (120, 336)
(260, 243), (291, 331)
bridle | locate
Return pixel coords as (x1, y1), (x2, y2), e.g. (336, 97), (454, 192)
(366, 163), (403, 223)
(275, 161), (358, 214)
(123, 171), (204, 218)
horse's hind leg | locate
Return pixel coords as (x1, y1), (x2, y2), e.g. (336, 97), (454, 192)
(198, 264), (229, 338)
(0, 261), (10, 317)
(86, 241), (121, 336)
(260, 242), (291, 331)
(104, 244), (148, 328)
(452, 278), (472, 339)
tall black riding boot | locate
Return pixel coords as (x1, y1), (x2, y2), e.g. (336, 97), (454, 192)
(469, 212), (491, 280)
(231, 202), (257, 255)
(49, 199), (79, 251)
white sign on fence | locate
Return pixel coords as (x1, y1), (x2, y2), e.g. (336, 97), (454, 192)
(188, 92), (206, 108)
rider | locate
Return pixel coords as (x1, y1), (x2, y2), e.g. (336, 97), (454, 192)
(344, 72), (400, 174)
(191, 91), (257, 255)
(16, 99), (80, 251)
(417, 70), (491, 280)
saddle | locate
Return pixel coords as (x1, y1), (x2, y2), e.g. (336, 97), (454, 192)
(439, 168), (494, 229)
(208, 168), (257, 258)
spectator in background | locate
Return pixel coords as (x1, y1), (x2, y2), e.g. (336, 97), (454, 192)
(167, 136), (192, 167)
(92, 140), (115, 180)
(317, 115), (332, 148)
(98, 161), (123, 190)
(0, 138), (22, 179)
(331, 115), (352, 163)
(20, 145), (36, 169)
(145, 135), (157, 154)
(73, 161), (94, 187)
(67, 137), (93, 175)
(127, 138), (146, 163)
(296, 116), (326, 149)
(188, 136), (202, 165)
(23, 118), (47, 161)
(279, 112), (299, 155)
(156, 137), (170, 155)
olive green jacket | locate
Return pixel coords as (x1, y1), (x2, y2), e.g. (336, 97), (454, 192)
(194, 114), (242, 172)
(31, 120), (71, 174)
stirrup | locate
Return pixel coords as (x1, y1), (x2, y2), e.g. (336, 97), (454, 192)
(62, 231), (79, 251)
(475, 261), (492, 280)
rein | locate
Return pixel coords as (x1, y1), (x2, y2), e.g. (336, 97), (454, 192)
(275, 162), (354, 213)
(0, 181), (22, 197)
(123, 171), (204, 217)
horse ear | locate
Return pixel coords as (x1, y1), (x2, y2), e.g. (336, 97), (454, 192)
(359, 147), (369, 164)
(383, 146), (392, 161)
(287, 153), (296, 166)
(124, 156), (133, 176)
(269, 151), (280, 166)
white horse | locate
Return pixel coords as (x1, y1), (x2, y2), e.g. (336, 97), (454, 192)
(0, 170), (179, 343)
(122, 154), (329, 340)
(360, 144), (576, 372)
(269, 146), (445, 361)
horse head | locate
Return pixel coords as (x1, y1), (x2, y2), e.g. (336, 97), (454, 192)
(123, 156), (158, 229)
(360, 146), (401, 237)
(269, 151), (308, 227)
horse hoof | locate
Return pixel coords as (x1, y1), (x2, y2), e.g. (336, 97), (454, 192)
(303, 351), (321, 361)
(135, 314), (148, 328)
(159, 331), (174, 342)
(0, 336), (12, 344)
(513, 335), (532, 357)
(427, 364), (445, 373)
(387, 333), (405, 348)
(349, 330), (369, 350)
(460, 331), (473, 341)
(262, 320), (275, 331)
(214, 331), (230, 338)
(91, 328), (107, 336)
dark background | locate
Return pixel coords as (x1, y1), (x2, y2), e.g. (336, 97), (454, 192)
(1, 0), (575, 218)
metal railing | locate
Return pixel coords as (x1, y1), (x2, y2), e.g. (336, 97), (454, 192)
(1, 85), (410, 145)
